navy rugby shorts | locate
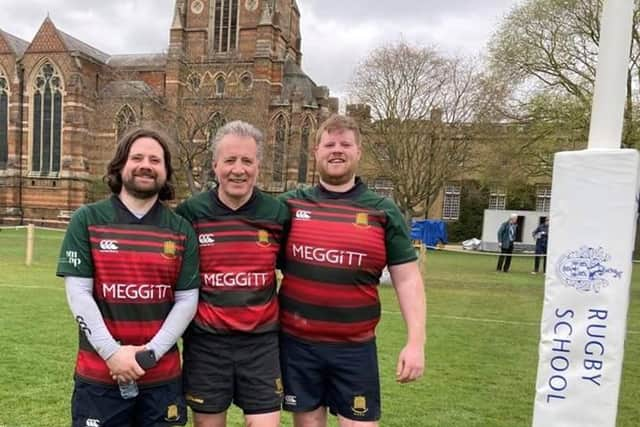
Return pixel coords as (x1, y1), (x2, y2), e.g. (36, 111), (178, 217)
(280, 333), (381, 421)
(71, 378), (187, 427)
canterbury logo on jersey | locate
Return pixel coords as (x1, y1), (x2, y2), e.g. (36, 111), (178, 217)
(295, 210), (311, 220)
(99, 240), (119, 251)
(198, 233), (215, 245)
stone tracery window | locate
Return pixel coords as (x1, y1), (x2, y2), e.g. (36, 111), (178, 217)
(215, 75), (226, 96)
(187, 72), (202, 92)
(207, 112), (227, 144)
(240, 72), (252, 91)
(206, 112), (227, 188)
(273, 115), (287, 183)
(298, 117), (312, 183)
(32, 61), (63, 175)
(115, 105), (137, 140)
(0, 69), (8, 169)
(210, 0), (239, 53)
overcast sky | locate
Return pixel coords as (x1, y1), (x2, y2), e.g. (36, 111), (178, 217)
(0, 0), (519, 99)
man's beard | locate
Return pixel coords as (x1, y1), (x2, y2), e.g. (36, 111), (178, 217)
(122, 174), (164, 199)
(318, 164), (355, 186)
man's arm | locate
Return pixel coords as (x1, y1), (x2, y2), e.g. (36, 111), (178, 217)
(65, 277), (145, 382)
(532, 225), (540, 239)
(388, 260), (426, 383)
(146, 288), (198, 359)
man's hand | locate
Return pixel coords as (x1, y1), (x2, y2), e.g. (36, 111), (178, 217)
(106, 345), (146, 382)
(396, 342), (425, 383)
(388, 261), (426, 384)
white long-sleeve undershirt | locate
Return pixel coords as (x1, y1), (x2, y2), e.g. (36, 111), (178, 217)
(65, 276), (198, 360)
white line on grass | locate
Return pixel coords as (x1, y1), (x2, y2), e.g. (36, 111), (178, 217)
(0, 283), (61, 291)
(2, 287), (639, 335)
(382, 310), (640, 334)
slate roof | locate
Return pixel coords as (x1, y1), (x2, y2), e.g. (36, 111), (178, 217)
(0, 29), (29, 56)
(58, 29), (110, 63)
(107, 54), (167, 68)
(281, 59), (318, 106)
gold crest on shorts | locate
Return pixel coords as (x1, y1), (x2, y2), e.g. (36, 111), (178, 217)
(257, 229), (271, 247)
(162, 240), (177, 259)
(354, 212), (370, 228)
(275, 377), (284, 395)
(352, 395), (368, 416)
(165, 404), (180, 422)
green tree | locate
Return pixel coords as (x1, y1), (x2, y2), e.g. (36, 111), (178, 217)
(447, 182), (489, 242)
(481, 0), (640, 184)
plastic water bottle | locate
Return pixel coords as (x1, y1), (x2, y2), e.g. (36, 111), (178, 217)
(118, 380), (138, 399)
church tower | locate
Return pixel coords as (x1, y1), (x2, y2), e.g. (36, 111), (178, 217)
(0, 1), (337, 226)
(166, 0), (335, 193)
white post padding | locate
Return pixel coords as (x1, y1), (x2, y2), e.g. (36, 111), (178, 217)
(532, 149), (640, 427)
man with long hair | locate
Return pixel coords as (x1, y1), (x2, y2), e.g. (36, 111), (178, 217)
(57, 126), (200, 426)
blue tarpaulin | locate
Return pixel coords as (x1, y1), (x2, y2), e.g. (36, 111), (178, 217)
(411, 220), (448, 248)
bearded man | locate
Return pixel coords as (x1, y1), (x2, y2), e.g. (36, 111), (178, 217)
(278, 114), (426, 427)
(57, 126), (200, 427)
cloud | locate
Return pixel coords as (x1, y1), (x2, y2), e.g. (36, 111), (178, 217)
(0, 0), (519, 99)
(296, 0), (518, 100)
(0, 0), (173, 53)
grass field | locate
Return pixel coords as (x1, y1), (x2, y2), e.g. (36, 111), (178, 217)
(1, 227), (639, 426)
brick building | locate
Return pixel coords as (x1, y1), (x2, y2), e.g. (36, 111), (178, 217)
(0, 0), (336, 226)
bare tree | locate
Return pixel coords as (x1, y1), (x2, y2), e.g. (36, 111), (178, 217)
(349, 41), (482, 219)
(104, 56), (270, 195)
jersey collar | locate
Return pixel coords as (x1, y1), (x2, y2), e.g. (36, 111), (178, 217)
(210, 187), (259, 215)
(111, 195), (163, 225)
(315, 177), (367, 200)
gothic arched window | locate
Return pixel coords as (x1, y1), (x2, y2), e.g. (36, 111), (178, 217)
(208, 112), (227, 145)
(211, 0), (239, 53)
(206, 112), (227, 187)
(298, 118), (312, 183)
(187, 72), (202, 92)
(32, 61), (63, 175)
(0, 69), (8, 169)
(273, 115), (287, 182)
(215, 75), (226, 97)
(240, 72), (252, 91)
(115, 105), (137, 140)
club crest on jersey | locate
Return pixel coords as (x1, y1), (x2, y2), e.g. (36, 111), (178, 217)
(257, 229), (271, 247)
(353, 212), (369, 228)
(351, 395), (368, 416)
(162, 240), (177, 259)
